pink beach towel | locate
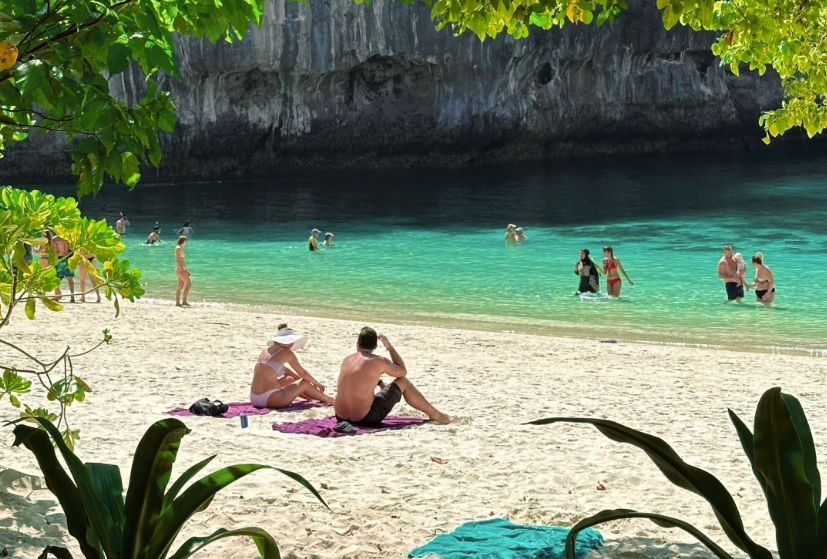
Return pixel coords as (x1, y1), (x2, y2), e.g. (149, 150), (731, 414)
(272, 415), (427, 437)
(166, 400), (329, 418)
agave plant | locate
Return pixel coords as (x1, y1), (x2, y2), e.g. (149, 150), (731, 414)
(530, 387), (823, 559)
(11, 417), (326, 559)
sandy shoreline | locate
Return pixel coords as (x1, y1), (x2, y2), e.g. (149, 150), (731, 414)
(2, 301), (826, 558)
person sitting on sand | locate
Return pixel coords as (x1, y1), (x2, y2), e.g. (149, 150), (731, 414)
(250, 325), (333, 408)
(334, 327), (452, 426)
(514, 227), (528, 242)
(146, 226), (162, 245)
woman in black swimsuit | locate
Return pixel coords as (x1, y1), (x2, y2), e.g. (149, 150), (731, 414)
(574, 249), (603, 294)
(750, 252), (775, 305)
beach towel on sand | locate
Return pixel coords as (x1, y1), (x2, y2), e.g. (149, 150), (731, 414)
(272, 415), (426, 437)
(166, 400), (329, 418)
(409, 518), (603, 559)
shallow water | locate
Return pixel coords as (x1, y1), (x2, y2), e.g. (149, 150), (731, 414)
(37, 152), (827, 354)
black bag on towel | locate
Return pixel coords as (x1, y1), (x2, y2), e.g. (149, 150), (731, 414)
(188, 398), (228, 417)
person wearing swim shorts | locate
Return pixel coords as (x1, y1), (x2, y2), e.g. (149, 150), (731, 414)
(717, 244), (744, 301)
(334, 327), (452, 427)
(45, 231), (75, 303)
(750, 252), (776, 305)
(602, 246), (633, 297)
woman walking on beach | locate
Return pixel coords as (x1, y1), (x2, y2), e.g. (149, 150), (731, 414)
(750, 252), (776, 304)
(575, 249), (603, 294)
(175, 236), (191, 307)
(250, 325), (334, 408)
(602, 246), (633, 297)
(78, 253), (101, 303)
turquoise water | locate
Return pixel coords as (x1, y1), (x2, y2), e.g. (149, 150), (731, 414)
(41, 152), (827, 354)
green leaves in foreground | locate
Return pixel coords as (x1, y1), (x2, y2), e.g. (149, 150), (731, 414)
(11, 417), (327, 559)
(0, 0), (268, 196)
(530, 387), (827, 559)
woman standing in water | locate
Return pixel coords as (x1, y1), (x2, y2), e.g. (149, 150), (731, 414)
(750, 252), (775, 304)
(175, 236), (191, 307)
(602, 246), (634, 297)
(178, 221), (194, 238)
(575, 249), (603, 294)
(505, 224), (517, 242)
(146, 226), (162, 245)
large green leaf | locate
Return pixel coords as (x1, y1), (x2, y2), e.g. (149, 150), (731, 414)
(728, 409), (767, 495)
(162, 455), (216, 511)
(528, 417), (772, 559)
(147, 465), (326, 559)
(753, 388), (818, 559)
(122, 418), (190, 559)
(563, 509), (736, 559)
(12, 424), (100, 559)
(87, 463), (126, 532)
(166, 527), (281, 559)
(28, 417), (119, 559)
(781, 393), (820, 507)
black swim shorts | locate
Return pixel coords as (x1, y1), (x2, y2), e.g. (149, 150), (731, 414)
(725, 282), (745, 301)
(348, 383), (402, 428)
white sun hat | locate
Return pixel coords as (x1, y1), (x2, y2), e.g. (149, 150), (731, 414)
(268, 328), (307, 350)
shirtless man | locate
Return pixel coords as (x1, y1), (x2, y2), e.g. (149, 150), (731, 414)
(116, 213), (130, 235)
(335, 327), (451, 427)
(717, 244), (743, 302)
(46, 231), (75, 303)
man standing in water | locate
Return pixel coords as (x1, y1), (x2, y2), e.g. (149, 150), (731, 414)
(45, 231), (75, 303)
(717, 244), (744, 301)
(335, 327), (452, 427)
(116, 212), (130, 235)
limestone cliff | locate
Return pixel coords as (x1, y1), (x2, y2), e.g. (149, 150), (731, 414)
(3, 0), (787, 182)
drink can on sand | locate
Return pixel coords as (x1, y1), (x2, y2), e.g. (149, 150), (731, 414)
(240, 415), (248, 429)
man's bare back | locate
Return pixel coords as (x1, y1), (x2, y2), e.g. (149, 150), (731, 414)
(334, 327), (451, 426)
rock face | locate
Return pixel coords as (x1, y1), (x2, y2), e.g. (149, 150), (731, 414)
(4, 0), (787, 182)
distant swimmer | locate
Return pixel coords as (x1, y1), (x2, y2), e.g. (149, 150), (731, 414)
(750, 252), (775, 304)
(514, 227), (528, 242)
(178, 220), (194, 238)
(175, 236), (191, 307)
(575, 248), (603, 294)
(717, 244), (744, 301)
(146, 226), (162, 245)
(309, 228), (321, 251)
(323, 232), (335, 247)
(116, 212), (130, 235)
(505, 224), (516, 242)
(602, 246), (633, 297)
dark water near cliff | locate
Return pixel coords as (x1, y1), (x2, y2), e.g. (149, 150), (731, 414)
(39, 152), (827, 354)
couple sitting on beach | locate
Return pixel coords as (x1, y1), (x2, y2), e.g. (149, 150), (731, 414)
(250, 325), (452, 426)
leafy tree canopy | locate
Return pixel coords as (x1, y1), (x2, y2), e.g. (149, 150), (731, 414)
(0, 0), (267, 197)
(417, 0), (826, 143)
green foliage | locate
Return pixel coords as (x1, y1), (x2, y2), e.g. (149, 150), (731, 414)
(418, 0), (827, 140)
(0, 186), (144, 447)
(11, 417), (327, 559)
(0, 0), (267, 196)
(530, 387), (824, 559)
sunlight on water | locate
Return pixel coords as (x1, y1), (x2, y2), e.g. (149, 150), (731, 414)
(38, 152), (827, 354)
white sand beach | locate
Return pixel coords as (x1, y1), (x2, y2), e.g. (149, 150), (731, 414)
(2, 302), (825, 558)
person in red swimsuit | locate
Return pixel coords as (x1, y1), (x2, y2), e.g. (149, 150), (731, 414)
(603, 246), (634, 297)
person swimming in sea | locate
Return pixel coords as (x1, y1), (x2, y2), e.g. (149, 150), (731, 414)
(575, 248), (603, 294)
(309, 229), (321, 251)
(323, 232), (335, 247)
(178, 221), (194, 238)
(514, 227), (528, 242)
(146, 226), (163, 245)
(602, 246), (634, 297)
(505, 224), (517, 242)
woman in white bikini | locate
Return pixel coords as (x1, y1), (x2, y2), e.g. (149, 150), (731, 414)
(250, 325), (334, 409)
